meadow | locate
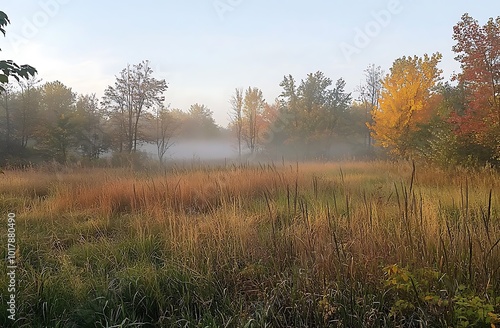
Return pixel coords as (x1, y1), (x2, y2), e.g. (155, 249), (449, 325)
(0, 161), (499, 327)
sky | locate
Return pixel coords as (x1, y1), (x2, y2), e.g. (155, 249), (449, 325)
(1, 1), (498, 127)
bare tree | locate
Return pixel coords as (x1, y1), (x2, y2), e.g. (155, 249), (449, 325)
(358, 64), (383, 149)
(243, 87), (265, 154)
(155, 105), (178, 164)
(229, 87), (243, 160)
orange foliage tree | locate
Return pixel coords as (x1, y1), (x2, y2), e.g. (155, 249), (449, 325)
(451, 14), (500, 160)
(370, 53), (442, 158)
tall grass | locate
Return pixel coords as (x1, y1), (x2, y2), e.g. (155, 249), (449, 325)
(0, 161), (499, 327)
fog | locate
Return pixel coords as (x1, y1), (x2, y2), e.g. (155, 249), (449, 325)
(136, 137), (372, 163)
(140, 138), (238, 161)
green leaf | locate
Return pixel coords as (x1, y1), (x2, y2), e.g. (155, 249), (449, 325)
(0, 11), (10, 36)
(0, 60), (37, 83)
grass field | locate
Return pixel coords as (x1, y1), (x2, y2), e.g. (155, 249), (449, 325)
(0, 161), (499, 327)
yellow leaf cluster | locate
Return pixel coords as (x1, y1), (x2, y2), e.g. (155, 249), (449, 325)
(370, 53), (442, 157)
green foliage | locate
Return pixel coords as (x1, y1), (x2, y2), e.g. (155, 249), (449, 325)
(187, 103), (220, 138)
(0, 61), (37, 91)
(0, 10), (9, 36)
(74, 94), (110, 159)
(34, 81), (79, 162)
(453, 287), (499, 327)
(420, 122), (461, 167)
(276, 71), (352, 159)
(383, 264), (500, 327)
(0, 11), (37, 91)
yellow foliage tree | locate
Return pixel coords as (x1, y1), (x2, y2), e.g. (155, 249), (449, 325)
(370, 53), (442, 158)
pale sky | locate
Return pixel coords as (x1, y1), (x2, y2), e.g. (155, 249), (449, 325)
(1, 1), (497, 126)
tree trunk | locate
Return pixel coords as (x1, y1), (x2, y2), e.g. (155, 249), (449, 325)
(3, 92), (11, 151)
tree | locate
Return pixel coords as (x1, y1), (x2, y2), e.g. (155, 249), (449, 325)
(154, 105), (178, 164)
(259, 98), (287, 159)
(416, 82), (468, 166)
(279, 74), (299, 130)
(188, 103), (219, 137)
(102, 61), (168, 153)
(451, 14), (500, 160)
(358, 64), (383, 149)
(0, 78), (41, 158)
(229, 87), (243, 160)
(277, 71), (351, 158)
(321, 78), (352, 144)
(0, 11), (36, 91)
(16, 77), (41, 149)
(370, 53), (443, 158)
(75, 94), (109, 160)
(0, 83), (14, 150)
(344, 101), (375, 141)
(102, 84), (127, 153)
(243, 87), (265, 154)
(295, 72), (334, 145)
(0, 11), (36, 157)
(37, 81), (77, 162)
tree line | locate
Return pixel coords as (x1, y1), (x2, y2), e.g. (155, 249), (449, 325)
(1, 12), (499, 168)
(0, 67), (222, 166)
(228, 13), (500, 167)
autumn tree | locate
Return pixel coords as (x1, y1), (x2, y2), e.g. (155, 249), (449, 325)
(258, 98), (288, 159)
(451, 14), (500, 161)
(102, 61), (168, 153)
(370, 53), (443, 158)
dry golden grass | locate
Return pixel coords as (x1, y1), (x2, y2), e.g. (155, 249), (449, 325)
(4, 162), (497, 279)
(1, 161), (499, 326)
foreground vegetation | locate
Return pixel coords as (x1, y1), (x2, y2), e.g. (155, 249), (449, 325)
(0, 161), (499, 327)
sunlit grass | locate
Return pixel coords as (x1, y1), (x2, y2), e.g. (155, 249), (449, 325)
(0, 161), (499, 326)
